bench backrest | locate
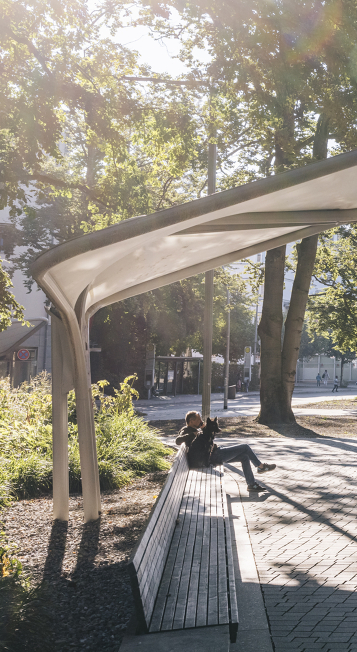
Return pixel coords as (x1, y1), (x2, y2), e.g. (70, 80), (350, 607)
(127, 444), (189, 632)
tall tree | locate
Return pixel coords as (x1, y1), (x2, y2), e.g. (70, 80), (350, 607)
(132, 0), (357, 420)
(0, 0), (202, 285)
(306, 225), (357, 383)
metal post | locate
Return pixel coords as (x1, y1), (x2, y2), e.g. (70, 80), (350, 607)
(51, 311), (75, 521)
(223, 288), (230, 409)
(202, 142), (216, 421)
(253, 302), (259, 365)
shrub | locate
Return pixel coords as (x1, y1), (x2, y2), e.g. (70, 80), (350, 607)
(0, 373), (171, 506)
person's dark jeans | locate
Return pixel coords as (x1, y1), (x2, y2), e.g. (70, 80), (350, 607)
(212, 443), (262, 486)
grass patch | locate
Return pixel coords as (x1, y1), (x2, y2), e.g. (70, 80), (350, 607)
(297, 398), (357, 410)
(0, 374), (171, 507)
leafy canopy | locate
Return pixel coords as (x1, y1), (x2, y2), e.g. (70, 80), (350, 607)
(307, 226), (357, 352)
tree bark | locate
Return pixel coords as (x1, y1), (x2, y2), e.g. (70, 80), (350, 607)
(257, 245), (286, 423)
(257, 113), (329, 425)
(340, 355), (344, 387)
(281, 235), (319, 421)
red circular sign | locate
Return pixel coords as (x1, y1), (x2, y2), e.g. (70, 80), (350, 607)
(17, 349), (30, 361)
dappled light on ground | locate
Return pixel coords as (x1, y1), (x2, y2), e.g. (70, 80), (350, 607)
(230, 437), (357, 651)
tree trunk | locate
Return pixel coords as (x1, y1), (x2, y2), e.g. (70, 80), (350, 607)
(281, 235), (319, 421)
(313, 114), (330, 160)
(257, 245), (286, 423)
(257, 113), (329, 424)
(340, 355), (344, 387)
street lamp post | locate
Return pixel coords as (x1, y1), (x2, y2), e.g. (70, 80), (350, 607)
(223, 287), (230, 410)
(202, 142), (216, 421)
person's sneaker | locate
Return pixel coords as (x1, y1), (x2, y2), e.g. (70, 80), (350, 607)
(247, 483), (267, 492)
(257, 463), (276, 473)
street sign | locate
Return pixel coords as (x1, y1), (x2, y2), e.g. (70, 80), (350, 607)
(17, 349), (30, 361)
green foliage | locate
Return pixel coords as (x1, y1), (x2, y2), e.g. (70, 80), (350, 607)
(0, 532), (52, 651)
(307, 227), (357, 352)
(0, 0), (205, 287)
(0, 373), (170, 506)
(0, 259), (26, 331)
(90, 273), (254, 394)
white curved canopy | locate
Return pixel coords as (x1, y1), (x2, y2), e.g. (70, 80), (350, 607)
(31, 149), (357, 320)
(30, 148), (357, 524)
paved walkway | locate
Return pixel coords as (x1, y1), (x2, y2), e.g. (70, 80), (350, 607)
(227, 437), (357, 652)
(136, 389), (357, 421)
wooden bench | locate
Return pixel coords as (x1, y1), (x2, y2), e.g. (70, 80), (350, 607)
(127, 444), (239, 643)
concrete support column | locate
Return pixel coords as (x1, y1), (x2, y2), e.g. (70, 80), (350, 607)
(74, 289), (101, 520)
(51, 313), (71, 521)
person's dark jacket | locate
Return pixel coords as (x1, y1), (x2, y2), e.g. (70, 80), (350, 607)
(175, 425), (197, 448)
(176, 425), (220, 468)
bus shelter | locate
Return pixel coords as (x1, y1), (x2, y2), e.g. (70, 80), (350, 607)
(31, 149), (357, 522)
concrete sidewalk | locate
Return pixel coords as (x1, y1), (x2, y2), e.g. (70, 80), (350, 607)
(120, 436), (357, 652)
(228, 436), (357, 652)
(136, 388), (357, 421)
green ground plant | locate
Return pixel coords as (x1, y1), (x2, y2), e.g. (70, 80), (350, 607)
(0, 372), (171, 507)
(0, 532), (52, 651)
(0, 373), (169, 649)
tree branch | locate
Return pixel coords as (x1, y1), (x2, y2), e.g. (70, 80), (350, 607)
(26, 173), (110, 208)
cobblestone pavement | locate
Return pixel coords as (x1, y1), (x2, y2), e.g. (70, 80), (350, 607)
(228, 437), (357, 652)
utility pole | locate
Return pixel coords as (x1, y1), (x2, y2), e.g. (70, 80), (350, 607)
(202, 142), (216, 421)
(223, 287), (230, 409)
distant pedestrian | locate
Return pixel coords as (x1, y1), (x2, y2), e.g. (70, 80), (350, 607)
(322, 370), (330, 386)
(316, 373), (321, 387)
(236, 376), (242, 391)
(245, 377), (250, 392)
(332, 376), (339, 392)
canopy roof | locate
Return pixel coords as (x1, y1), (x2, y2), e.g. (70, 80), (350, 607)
(31, 148), (357, 524)
(31, 149), (357, 319)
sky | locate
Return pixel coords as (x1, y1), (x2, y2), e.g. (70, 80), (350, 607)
(115, 21), (187, 76)
(89, 2), (210, 77)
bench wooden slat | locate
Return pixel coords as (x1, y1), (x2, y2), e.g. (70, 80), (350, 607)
(196, 467), (211, 627)
(217, 467), (229, 624)
(149, 464), (193, 632)
(129, 444), (239, 642)
(137, 448), (187, 581)
(173, 470), (203, 629)
(133, 446), (186, 567)
(221, 471), (239, 628)
(143, 453), (189, 623)
(207, 466), (218, 626)
(184, 467), (207, 628)
(139, 454), (187, 597)
(160, 469), (198, 631)
(128, 445), (189, 631)
(171, 470), (202, 629)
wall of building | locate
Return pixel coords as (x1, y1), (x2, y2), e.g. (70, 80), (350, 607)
(296, 355), (357, 384)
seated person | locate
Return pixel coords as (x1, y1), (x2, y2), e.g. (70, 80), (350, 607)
(176, 410), (276, 492)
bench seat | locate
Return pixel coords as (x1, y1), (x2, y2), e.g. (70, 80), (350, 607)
(127, 445), (238, 643)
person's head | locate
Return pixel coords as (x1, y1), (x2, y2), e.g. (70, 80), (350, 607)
(185, 411), (203, 428)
